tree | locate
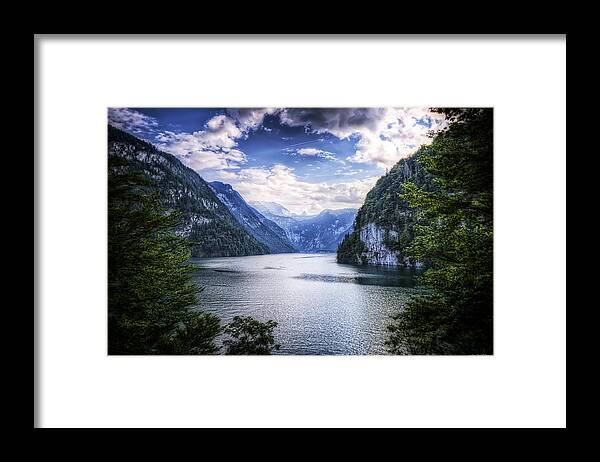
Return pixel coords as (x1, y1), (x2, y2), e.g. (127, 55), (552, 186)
(108, 155), (220, 354)
(336, 148), (435, 266)
(386, 108), (493, 355)
(222, 316), (280, 355)
(337, 231), (366, 264)
(158, 310), (222, 355)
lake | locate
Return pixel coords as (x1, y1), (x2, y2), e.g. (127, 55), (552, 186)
(190, 253), (422, 355)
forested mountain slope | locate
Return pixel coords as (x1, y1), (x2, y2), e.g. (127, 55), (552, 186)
(337, 148), (435, 266)
(208, 181), (296, 253)
(251, 202), (356, 252)
(108, 125), (268, 257)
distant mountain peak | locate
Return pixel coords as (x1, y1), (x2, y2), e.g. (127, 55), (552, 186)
(209, 183), (296, 254)
(317, 208), (357, 217)
(206, 188), (357, 253)
(249, 201), (294, 218)
(209, 180), (233, 190)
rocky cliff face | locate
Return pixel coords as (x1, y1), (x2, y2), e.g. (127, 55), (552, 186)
(358, 223), (400, 266)
(337, 147), (434, 266)
(356, 223), (421, 266)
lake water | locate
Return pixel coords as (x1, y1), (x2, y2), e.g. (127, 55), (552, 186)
(190, 253), (421, 355)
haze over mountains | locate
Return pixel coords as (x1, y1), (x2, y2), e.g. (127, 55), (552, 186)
(108, 123), (455, 265)
(250, 201), (356, 252)
(208, 182), (296, 253)
(109, 124), (357, 256)
(215, 186), (357, 253)
(249, 201), (295, 218)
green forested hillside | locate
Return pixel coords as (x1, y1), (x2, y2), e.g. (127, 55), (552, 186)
(387, 108), (493, 354)
(337, 148), (434, 265)
(108, 154), (279, 355)
(108, 125), (268, 257)
(338, 108), (493, 354)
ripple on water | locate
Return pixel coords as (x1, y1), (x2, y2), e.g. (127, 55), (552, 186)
(190, 253), (419, 354)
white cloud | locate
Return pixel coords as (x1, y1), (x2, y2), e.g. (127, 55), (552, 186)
(279, 107), (447, 168)
(155, 114), (247, 172)
(110, 107), (448, 211)
(108, 108), (158, 134)
(154, 109), (281, 173)
(296, 148), (337, 161)
(214, 164), (378, 215)
(180, 149), (247, 172)
(226, 108), (279, 133)
(110, 107), (448, 171)
(349, 131), (401, 167)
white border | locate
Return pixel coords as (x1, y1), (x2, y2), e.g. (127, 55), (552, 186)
(35, 35), (566, 428)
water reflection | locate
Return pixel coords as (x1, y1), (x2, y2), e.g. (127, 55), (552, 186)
(190, 253), (422, 355)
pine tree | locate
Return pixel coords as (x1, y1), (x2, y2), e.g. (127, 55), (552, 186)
(336, 232), (366, 264)
(386, 108), (493, 355)
(222, 316), (280, 355)
(108, 155), (220, 354)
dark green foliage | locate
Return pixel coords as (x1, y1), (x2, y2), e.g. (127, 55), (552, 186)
(108, 155), (221, 354)
(108, 125), (268, 257)
(158, 311), (222, 355)
(223, 316), (280, 355)
(336, 231), (366, 264)
(336, 148), (435, 264)
(354, 149), (434, 230)
(386, 108), (493, 355)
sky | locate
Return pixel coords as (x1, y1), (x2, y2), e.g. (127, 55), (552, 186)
(108, 107), (447, 215)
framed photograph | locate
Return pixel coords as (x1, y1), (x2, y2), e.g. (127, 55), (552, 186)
(106, 107), (492, 357)
(35, 35), (566, 428)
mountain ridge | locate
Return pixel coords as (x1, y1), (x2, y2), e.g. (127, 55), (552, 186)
(250, 200), (357, 253)
(337, 147), (435, 266)
(208, 182), (296, 253)
(108, 125), (269, 257)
